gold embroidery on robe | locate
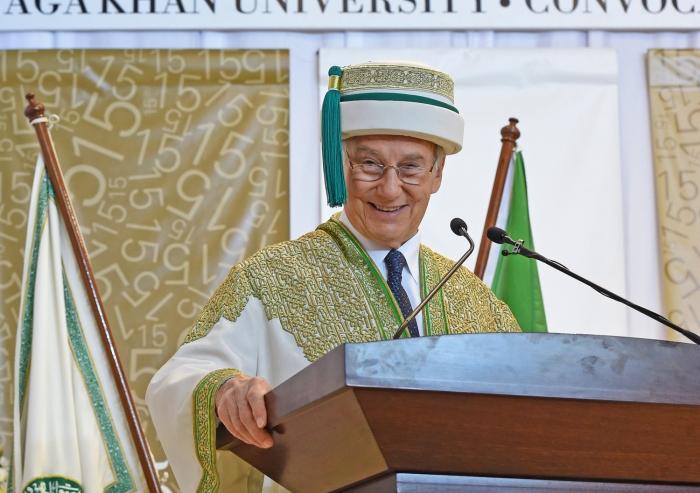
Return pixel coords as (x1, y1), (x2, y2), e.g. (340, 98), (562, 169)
(183, 216), (519, 353)
(430, 248), (520, 334)
(193, 368), (242, 493)
(420, 244), (448, 336)
(318, 218), (405, 340)
(183, 223), (391, 361)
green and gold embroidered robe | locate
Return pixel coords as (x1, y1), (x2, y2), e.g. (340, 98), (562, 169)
(146, 216), (520, 493)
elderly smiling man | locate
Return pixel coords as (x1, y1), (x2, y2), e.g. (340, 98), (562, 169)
(147, 61), (520, 493)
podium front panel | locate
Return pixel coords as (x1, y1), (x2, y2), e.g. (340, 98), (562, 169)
(218, 333), (700, 493)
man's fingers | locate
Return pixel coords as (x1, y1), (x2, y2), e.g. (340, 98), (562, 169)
(257, 377), (273, 393)
(248, 390), (267, 428)
(214, 373), (274, 449)
(220, 386), (259, 446)
(236, 395), (272, 448)
(231, 387), (266, 447)
(225, 403), (258, 446)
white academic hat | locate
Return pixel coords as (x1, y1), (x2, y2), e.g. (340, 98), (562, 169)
(321, 60), (464, 207)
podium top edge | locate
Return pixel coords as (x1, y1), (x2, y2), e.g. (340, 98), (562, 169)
(340, 333), (700, 406)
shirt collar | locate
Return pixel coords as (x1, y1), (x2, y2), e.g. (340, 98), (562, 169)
(338, 210), (421, 284)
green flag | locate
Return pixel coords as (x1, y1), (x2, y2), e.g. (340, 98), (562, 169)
(491, 151), (548, 333)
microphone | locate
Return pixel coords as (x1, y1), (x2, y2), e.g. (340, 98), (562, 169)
(486, 226), (507, 244)
(488, 228), (700, 345)
(487, 227), (544, 261)
(450, 217), (468, 237)
(393, 218), (475, 339)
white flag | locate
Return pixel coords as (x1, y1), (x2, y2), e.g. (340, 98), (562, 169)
(11, 158), (150, 493)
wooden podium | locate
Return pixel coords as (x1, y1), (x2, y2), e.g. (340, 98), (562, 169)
(217, 333), (700, 492)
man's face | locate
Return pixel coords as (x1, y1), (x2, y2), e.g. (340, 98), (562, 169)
(343, 135), (444, 249)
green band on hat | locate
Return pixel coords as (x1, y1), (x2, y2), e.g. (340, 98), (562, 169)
(340, 92), (459, 114)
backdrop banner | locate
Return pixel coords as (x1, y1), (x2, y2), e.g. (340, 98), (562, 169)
(648, 49), (700, 343)
(319, 48), (628, 339)
(0, 48), (289, 491)
(1, 0), (699, 31)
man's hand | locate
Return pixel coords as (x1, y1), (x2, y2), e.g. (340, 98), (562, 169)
(216, 373), (273, 448)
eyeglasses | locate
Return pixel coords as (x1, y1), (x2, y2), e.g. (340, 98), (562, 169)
(345, 150), (437, 185)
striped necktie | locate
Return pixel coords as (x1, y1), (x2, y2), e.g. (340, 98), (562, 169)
(385, 249), (420, 338)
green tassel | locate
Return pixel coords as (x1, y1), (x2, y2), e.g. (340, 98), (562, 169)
(322, 66), (347, 207)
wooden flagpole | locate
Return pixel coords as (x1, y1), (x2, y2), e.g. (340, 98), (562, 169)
(473, 118), (520, 280)
(24, 93), (162, 493)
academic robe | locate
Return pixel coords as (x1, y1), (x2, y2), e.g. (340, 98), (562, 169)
(146, 215), (520, 493)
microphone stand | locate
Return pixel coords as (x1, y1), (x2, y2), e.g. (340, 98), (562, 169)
(499, 242), (700, 345)
(392, 227), (475, 340)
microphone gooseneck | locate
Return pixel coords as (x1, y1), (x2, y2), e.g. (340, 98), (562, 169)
(489, 229), (700, 345)
(393, 218), (475, 340)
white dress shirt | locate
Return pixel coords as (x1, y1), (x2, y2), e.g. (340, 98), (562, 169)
(339, 211), (424, 336)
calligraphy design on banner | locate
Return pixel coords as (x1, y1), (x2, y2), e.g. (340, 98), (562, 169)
(648, 49), (700, 342)
(0, 49), (290, 491)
